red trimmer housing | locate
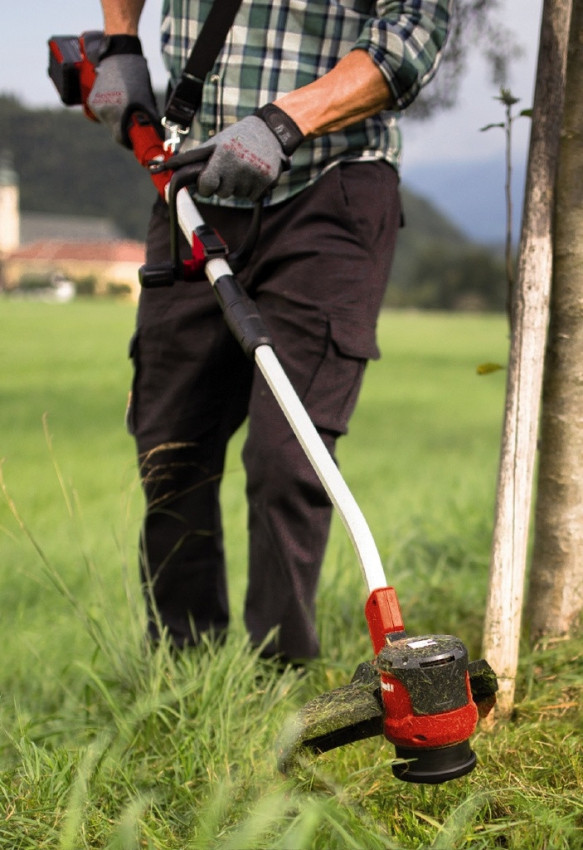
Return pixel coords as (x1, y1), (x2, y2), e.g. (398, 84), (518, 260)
(364, 586), (480, 783)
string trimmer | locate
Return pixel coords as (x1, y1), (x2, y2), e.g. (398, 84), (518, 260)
(48, 33), (498, 784)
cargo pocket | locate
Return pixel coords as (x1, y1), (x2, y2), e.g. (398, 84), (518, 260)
(302, 314), (379, 436)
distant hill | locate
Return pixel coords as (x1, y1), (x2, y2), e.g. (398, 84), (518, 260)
(390, 189), (469, 301)
(402, 155), (527, 246)
(0, 95), (506, 311)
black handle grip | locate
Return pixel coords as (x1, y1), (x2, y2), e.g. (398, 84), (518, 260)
(213, 274), (272, 358)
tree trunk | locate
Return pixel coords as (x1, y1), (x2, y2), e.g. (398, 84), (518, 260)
(527, 0), (583, 642)
(481, 0), (571, 719)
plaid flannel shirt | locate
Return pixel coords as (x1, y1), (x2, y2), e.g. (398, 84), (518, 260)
(160, 0), (452, 205)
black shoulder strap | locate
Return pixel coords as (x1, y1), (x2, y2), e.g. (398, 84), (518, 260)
(164, 0), (244, 133)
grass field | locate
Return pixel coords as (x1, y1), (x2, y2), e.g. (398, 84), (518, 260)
(1, 300), (581, 849)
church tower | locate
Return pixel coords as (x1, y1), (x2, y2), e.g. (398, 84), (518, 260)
(0, 151), (20, 255)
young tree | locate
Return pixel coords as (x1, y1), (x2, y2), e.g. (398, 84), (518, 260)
(481, 0), (572, 718)
(527, 0), (583, 642)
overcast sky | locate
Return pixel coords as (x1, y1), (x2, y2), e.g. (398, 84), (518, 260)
(4, 0), (543, 174)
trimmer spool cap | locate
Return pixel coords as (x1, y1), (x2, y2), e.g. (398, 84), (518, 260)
(393, 739), (477, 784)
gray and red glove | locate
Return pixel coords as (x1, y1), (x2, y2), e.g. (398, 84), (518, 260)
(85, 33), (160, 148)
(165, 104), (305, 202)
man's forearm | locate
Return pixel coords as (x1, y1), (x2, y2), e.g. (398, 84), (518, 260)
(100, 0), (147, 35)
(274, 49), (392, 139)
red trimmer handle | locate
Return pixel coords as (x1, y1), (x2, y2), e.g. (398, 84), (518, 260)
(126, 112), (173, 198)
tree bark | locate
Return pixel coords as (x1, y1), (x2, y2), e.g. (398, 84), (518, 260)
(527, 0), (583, 642)
(481, 0), (571, 719)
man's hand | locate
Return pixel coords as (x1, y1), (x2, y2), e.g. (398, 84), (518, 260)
(195, 116), (288, 201)
(85, 34), (160, 147)
(167, 106), (304, 202)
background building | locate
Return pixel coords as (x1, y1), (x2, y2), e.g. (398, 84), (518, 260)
(0, 154), (144, 299)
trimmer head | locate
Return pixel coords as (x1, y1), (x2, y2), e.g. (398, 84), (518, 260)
(278, 587), (498, 783)
(277, 652), (497, 781)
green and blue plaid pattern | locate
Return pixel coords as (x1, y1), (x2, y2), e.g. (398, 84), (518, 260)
(160, 0), (452, 205)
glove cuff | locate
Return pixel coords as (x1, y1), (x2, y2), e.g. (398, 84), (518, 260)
(99, 35), (143, 59)
(255, 103), (304, 157)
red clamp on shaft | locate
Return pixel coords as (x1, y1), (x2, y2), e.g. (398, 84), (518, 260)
(181, 224), (228, 279)
(365, 586), (405, 655)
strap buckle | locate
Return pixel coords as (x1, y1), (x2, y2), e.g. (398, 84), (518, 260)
(161, 117), (190, 153)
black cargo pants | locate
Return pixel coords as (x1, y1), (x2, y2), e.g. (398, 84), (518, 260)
(127, 161), (400, 660)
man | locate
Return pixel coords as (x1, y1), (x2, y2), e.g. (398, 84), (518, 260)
(89, 0), (451, 662)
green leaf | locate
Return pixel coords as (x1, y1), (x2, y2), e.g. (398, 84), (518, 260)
(476, 362), (506, 375)
(496, 88), (520, 106)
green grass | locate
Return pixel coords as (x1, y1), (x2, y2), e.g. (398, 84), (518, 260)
(1, 300), (582, 849)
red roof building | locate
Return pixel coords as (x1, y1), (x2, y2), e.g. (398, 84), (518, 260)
(3, 238), (145, 299)
(0, 156), (145, 299)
